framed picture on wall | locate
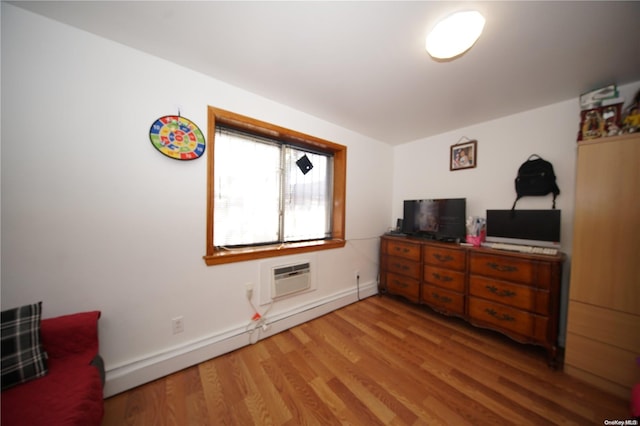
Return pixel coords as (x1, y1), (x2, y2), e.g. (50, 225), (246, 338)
(450, 139), (477, 171)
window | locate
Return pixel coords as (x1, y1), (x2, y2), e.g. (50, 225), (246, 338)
(204, 107), (346, 265)
(214, 128), (332, 245)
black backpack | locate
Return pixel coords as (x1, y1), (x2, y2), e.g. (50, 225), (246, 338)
(512, 154), (560, 210)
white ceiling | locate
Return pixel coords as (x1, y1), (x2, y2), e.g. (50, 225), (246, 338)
(10, 1), (640, 145)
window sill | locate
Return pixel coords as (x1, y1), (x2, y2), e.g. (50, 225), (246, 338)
(203, 239), (346, 266)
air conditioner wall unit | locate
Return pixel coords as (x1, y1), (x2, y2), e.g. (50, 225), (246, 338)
(271, 262), (311, 299)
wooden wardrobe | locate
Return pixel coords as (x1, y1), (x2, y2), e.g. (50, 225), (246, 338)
(564, 133), (640, 399)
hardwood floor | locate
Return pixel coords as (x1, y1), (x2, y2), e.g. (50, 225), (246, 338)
(103, 295), (630, 425)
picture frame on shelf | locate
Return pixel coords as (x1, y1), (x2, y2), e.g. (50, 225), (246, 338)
(450, 139), (477, 171)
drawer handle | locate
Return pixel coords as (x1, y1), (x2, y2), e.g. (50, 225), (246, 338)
(432, 292), (452, 304)
(485, 308), (515, 322)
(393, 263), (410, 271)
(486, 285), (516, 297)
(487, 262), (517, 273)
(433, 254), (453, 263)
(432, 273), (453, 282)
(394, 247), (410, 254)
(392, 279), (408, 288)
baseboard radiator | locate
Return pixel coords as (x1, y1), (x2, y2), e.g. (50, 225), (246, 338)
(272, 262), (311, 299)
(103, 282), (380, 397)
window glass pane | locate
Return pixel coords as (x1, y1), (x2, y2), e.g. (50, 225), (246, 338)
(213, 129), (281, 246)
(283, 147), (332, 241)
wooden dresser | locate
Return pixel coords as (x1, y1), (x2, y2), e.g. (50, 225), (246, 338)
(380, 235), (564, 366)
(564, 133), (640, 399)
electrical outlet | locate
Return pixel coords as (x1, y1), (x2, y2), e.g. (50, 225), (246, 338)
(172, 316), (184, 334)
(245, 282), (254, 300)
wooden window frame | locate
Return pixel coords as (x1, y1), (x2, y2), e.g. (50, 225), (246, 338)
(204, 106), (346, 266)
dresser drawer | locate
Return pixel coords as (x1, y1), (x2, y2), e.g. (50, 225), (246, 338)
(468, 297), (548, 342)
(566, 301), (640, 353)
(470, 253), (535, 285)
(384, 255), (420, 279)
(469, 276), (549, 315)
(423, 246), (465, 270)
(422, 284), (464, 316)
(423, 265), (465, 292)
(385, 240), (421, 261)
(386, 272), (420, 303)
(565, 332), (640, 391)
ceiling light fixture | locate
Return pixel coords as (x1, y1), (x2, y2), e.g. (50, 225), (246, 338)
(426, 10), (485, 60)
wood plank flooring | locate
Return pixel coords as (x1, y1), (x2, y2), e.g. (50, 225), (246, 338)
(103, 295), (630, 425)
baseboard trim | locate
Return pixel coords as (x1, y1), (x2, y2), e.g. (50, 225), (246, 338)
(103, 281), (378, 397)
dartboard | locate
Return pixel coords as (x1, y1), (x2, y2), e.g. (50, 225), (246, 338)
(149, 115), (205, 160)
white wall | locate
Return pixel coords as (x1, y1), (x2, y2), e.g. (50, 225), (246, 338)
(392, 80), (640, 345)
(0, 4), (392, 396)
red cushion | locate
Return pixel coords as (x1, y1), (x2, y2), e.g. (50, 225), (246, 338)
(41, 311), (100, 361)
(1, 359), (104, 425)
(1, 311), (103, 426)
(632, 383), (640, 418)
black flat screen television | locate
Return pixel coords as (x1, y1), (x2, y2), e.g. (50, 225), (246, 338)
(486, 209), (561, 248)
(402, 198), (466, 242)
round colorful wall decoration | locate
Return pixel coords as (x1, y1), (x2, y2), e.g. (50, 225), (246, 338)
(149, 115), (205, 160)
